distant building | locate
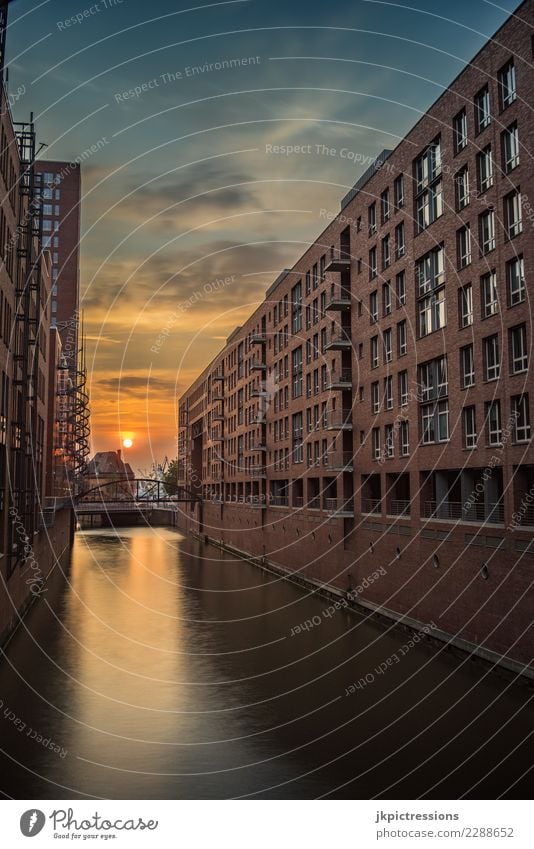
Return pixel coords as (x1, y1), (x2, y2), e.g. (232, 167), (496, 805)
(85, 451), (135, 498)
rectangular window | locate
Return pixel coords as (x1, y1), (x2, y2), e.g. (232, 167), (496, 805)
(453, 109), (468, 153)
(368, 202), (376, 236)
(381, 188), (390, 223)
(372, 428), (380, 460)
(292, 345), (303, 398)
(455, 166), (469, 210)
(502, 122), (519, 172)
(305, 271), (311, 296)
(383, 328), (392, 363)
(400, 420), (409, 456)
(383, 283), (391, 316)
(463, 406), (477, 449)
(460, 344), (475, 388)
(292, 412), (303, 463)
(459, 283), (473, 328)
(480, 209), (495, 254)
(504, 189), (522, 238)
(371, 336), (379, 368)
(421, 399), (449, 444)
(384, 375), (393, 410)
(416, 244), (444, 296)
(397, 320), (407, 356)
(474, 85), (491, 132)
(313, 263), (318, 289)
(487, 400), (502, 445)
(382, 234), (390, 270)
(498, 59), (516, 109)
(484, 334), (500, 381)
(370, 290), (378, 323)
(395, 221), (405, 259)
(399, 370), (408, 407)
(384, 424), (394, 458)
(418, 290), (445, 337)
(291, 281), (302, 333)
(396, 271), (406, 306)
(414, 137), (442, 232)
(369, 246), (377, 279)
(510, 324), (528, 373)
(481, 270), (499, 317)
(512, 394), (530, 442)
(457, 225), (471, 268)
(507, 255), (525, 305)
(371, 381), (380, 414)
(394, 174), (404, 210)
(477, 145), (493, 192)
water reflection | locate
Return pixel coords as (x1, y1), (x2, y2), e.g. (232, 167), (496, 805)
(0, 527), (532, 799)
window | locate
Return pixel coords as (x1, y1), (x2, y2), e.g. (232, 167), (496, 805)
(371, 336), (379, 368)
(292, 412), (303, 463)
(474, 86), (491, 132)
(383, 329), (392, 363)
(397, 320), (407, 356)
(382, 234), (390, 270)
(384, 375), (393, 410)
(394, 174), (404, 210)
(292, 346), (303, 398)
(504, 190), (522, 238)
(381, 188), (390, 223)
(395, 221), (405, 259)
(498, 59), (516, 109)
(399, 371), (408, 407)
(481, 271), (498, 317)
(371, 381), (380, 414)
(305, 271), (311, 296)
(484, 334), (500, 381)
(368, 202), (376, 236)
(510, 324), (528, 373)
(370, 290), (378, 323)
(421, 400), (449, 444)
(460, 344), (475, 388)
(455, 166), (469, 210)
(416, 244), (444, 296)
(419, 290), (445, 337)
(372, 428), (380, 460)
(291, 281), (302, 333)
(384, 424), (394, 458)
(486, 400), (502, 445)
(313, 263), (318, 289)
(400, 420), (409, 456)
(463, 406), (477, 449)
(396, 271), (406, 306)
(457, 225), (471, 268)
(369, 246), (377, 279)
(477, 145), (493, 192)
(480, 209), (495, 254)
(502, 122), (519, 172)
(383, 283), (391, 316)
(414, 137), (442, 232)
(453, 109), (468, 153)
(419, 355), (448, 403)
(507, 255), (525, 306)
(512, 395), (530, 442)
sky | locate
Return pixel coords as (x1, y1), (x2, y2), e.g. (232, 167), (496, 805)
(4, 0), (523, 471)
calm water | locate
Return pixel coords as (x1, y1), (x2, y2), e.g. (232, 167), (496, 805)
(0, 526), (532, 799)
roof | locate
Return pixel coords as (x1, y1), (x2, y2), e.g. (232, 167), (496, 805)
(86, 451), (134, 479)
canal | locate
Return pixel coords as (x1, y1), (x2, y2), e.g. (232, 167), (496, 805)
(0, 526), (532, 799)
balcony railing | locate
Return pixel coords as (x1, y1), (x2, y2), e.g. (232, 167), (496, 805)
(325, 410), (353, 430)
(251, 387), (269, 397)
(270, 495), (289, 507)
(325, 450), (354, 471)
(246, 495), (266, 508)
(326, 367), (352, 389)
(211, 392), (224, 402)
(388, 499), (411, 516)
(208, 432), (224, 443)
(251, 331), (267, 344)
(212, 373), (224, 383)
(308, 496), (321, 510)
(325, 250), (351, 273)
(324, 497), (354, 515)
(362, 498), (381, 515)
(250, 441), (267, 451)
(251, 466), (267, 478)
(326, 290), (352, 311)
(423, 500), (504, 524)
(325, 328), (352, 350)
(250, 357), (266, 371)
(513, 505), (534, 526)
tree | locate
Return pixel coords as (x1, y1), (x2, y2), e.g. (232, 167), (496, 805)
(162, 459), (179, 496)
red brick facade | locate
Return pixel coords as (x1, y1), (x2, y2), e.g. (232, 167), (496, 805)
(178, 1), (534, 674)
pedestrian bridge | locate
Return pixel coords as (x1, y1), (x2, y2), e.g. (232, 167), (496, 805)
(75, 478), (200, 518)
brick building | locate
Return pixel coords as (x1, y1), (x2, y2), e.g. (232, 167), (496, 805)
(178, 0), (534, 675)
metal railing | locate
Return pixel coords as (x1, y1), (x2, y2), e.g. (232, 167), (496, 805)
(270, 495), (289, 507)
(362, 498), (381, 515)
(423, 500), (504, 524)
(326, 410), (353, 429)
(325, 450), (354, 470)
(389, 499), (411, 516)
(324, 497), (354, 514)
